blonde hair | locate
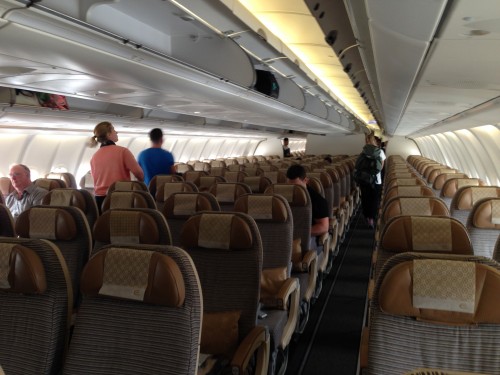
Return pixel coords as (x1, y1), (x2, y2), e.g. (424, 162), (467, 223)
(365, 132), (376, 145)
(87, 121), (113, 148)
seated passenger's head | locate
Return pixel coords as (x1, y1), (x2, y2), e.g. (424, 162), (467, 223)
(286, 164), (308, 187)
(283, 137), (289, 146)
(9, 164), (32, 192)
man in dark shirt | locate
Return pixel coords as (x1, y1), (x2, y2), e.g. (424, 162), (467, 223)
(286, 164), (329, 253)
(282, 137), (291, 158)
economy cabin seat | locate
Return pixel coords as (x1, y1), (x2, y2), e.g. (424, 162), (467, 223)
(384, 185), (435, 202)
(365, 253), (500, 375)
(209, 166), (228, 177)
(92, 208), (172, 252)
(493, 235), (500, 262)
(377, 196), (449, 240)
(209, 182), (252, 211)
(450, 186), (500, 225)
(16, 206), (91, 307)
(372, 215), (473, 282)
(385, 171), (417, 182)
(193, 161), (211, 173)
(324, 166), (347, 241)
(223, 170), (247, 183)
(421, 163), (447, 180)
(264, 183), (318, 334)
(147, 174), (183, 198)
(180, 212), (270, 375)
(78, 171), (94, 195)
(427, 168), (458, 185)
(243, 176), (273, 194)
(234, 194), (300, 375)
(162, 192), (221, 247)
(45, 172), (78, 189)
(440, 178), (486, 209)
(306, 177), (331, 279)
(42, 188), (99, 231)
(34, 178), (66, 190)
(0, 238), (72, 375)
(0, 203), (15, 236)
(101, 190), (157, 212)
(154, 181), (198, 212)
(227, 163), (245, 172)
(198, 175), (226, 192)
(0, 176), (14, 201)
(404, 368), (490, 375)
(466, 198), (500, 258)
(106, 180), (148, 193)
(259, 170), (287, 184)
(432, 173), (469, 194)
(309, 170), (339, 260)
(210, 160), (226, 168)
(63, 244), (201, 375)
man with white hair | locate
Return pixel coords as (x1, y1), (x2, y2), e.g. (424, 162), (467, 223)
(5, 164), (48, 219)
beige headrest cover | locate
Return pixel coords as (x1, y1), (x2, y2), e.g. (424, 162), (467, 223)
(93, 210), (160, 244)
(43, 189), (86, 211)
(16, 207), (77, 241)
(379, 260), (500, 324)
(81, 247), (184, 306)
(381, 216), (472, 254)
(265, 184), (308, 206)
(0, 243), (46, 294)
(164, 193), (215, 218)
(234, 195), (288, 222)
(181, 213), (253, 250)
(472, 198), (500, 229)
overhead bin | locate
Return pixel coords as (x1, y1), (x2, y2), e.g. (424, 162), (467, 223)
(303, 93), (328, 119)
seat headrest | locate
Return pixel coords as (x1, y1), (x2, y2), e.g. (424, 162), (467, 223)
(43, 188), (86, 211)
(381, 216), (472, 254)
(379, 259), (500, 324)
(210, 183), (250, 203)
(264, 184), (309, 206)
(441, 178), (481, 198)
(234, 194), (288, 222)
(472, 198), (500, 229)
(35, 178), (63, 190)
(156, 182), (195, 202)
(181, 213), (253, 250)
(81, 247), (184, 306)
(307, 178), (324, 196)
(16, 207), (77, 240)
(111, 181), (147, 192)
(93, 210), (160, 244)
(456, 187), (500, 210)
(164, 193), (215, 218)
(0, 243), (46, 294)
(107, 191), (150, 210)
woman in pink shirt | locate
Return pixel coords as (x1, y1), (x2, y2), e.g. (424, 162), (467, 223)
(88, 121), (144, 211)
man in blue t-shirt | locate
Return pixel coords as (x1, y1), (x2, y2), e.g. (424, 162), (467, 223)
(137, 128), (175, 187)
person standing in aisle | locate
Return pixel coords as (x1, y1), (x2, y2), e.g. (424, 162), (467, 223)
(137, 128), (175, 187)
(88, 121), (144, 212)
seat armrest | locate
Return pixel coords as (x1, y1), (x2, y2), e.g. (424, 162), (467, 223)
(279, 278), (300, 348)
(359, 327), (370, 369)
(261, 277), (298, 311)
(231, 325), (270, 375)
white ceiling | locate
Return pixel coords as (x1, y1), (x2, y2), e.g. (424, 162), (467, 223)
(0, 0), (498, 140)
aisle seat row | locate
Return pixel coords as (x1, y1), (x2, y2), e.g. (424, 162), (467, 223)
(360, 154), (500, 375)
(0, 153), (360, 375)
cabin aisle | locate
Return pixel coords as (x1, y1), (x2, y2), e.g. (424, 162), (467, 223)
(285, 212), (374, 375)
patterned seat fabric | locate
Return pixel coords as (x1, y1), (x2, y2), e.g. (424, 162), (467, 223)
(234, 194), (299, 375)
(42, 188), (99, 231)
(93, 208), (172, 252)
(0, 238), (71, 375)
(16, 206), (91, 307)
(180, 212), (270, 375)
(264, 183), (317, 334)
(64, 244), (202, 375)
(209, 182), (252, 211)
(162, 192), (221, 247)
(101, 190), (157, 212)
(450, 186), (500, 226)
(381, 196), (449, 228)
(466, 198), (500, 258)
(147, 174), (183, 198)
(368, 252), (500, 375)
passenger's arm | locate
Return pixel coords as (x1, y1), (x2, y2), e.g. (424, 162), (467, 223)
(311, 216), (329, 236)
(123, 149), (145, 181)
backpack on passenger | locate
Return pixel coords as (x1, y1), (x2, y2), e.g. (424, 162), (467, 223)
(353, 144), (382, 186)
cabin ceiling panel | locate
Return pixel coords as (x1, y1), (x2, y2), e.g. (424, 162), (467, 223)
(0, 15), (349, 136)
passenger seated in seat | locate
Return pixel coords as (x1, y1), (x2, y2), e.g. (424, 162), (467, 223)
(5, 164), (48, 220)
(88, 121), (144, 212)
(287, 164), (329, 253)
